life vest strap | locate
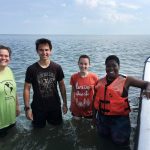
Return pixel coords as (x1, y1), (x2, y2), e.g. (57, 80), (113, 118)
(125, 99), (128, 102)
(100, 108), (110, 113)
(124, 107), (130, 111)
(99, 100), (110, 104)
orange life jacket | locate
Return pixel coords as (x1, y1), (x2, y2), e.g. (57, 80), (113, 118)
(94, 75), (130, 116)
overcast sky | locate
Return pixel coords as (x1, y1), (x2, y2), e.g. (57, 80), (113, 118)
(0, 0), (150, 35)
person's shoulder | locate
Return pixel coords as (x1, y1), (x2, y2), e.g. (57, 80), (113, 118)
(50, 61), (60, 66)
(6, 66), (13, 73)
(50, 61), (62, 68)
(89, 72), (98, 77)
(6, 66), (12, 70)
(5, 67), (15, 78)
(99, 76), (106, 82)
(72, 72), (78, 76)
(125, 75), (137, 82)
(71, 72), (79, 78)
(89, 72), (99, 79)
(27, 62), (37, 69)
(26, 62), (38, 73)
(70, 73), (79, 84)
(95, 76), (106, 89)
(119, 74), (127, 79)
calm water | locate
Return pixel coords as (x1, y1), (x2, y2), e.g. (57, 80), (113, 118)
(0, 34), (150, 150)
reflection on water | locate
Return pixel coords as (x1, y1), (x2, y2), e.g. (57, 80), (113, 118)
(0, 118), (131, 150)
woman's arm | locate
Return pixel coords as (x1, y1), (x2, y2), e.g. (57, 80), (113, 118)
(16, 94), (20, 116)
(125, 76), (150, 99)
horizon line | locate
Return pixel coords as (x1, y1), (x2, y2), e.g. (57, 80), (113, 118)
(0, 33), (150, 36)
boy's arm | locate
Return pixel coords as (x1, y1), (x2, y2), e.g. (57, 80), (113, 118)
(58, 80), (68, 114)
(23, 82), (33, 120)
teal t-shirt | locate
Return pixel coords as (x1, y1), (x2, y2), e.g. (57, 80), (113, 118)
(0, 67), (17, 129)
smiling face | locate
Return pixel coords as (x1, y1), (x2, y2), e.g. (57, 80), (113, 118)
(37, 43), (52, 61)
(0, 49), (10, 68)
(78, 57), (90, 73)
(105, 59), (120, 80)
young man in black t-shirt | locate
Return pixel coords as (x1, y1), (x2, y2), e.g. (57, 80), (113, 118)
(23, 38), (68, 128)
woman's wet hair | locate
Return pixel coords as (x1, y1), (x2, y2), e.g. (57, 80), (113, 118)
(0, 45), (11, 57)
(78, 55), (90, 64)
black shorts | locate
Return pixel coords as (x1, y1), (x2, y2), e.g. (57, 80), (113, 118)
(0, 123), (15, 137)
(32, 109), (63, 128)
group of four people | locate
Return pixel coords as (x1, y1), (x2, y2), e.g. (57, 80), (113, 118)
(0, 38), (150, 147)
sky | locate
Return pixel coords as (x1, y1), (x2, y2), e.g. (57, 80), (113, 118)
(0, 0), (150, 35)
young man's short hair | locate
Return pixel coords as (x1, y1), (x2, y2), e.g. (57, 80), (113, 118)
(35, 38), (52, 51)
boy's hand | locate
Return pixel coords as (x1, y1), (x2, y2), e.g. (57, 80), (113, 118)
(62, 104), (68, 114)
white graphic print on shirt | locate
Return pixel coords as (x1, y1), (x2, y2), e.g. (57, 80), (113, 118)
(37, 72), (55, 98)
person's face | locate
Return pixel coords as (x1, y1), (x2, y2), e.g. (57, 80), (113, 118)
(37, 43), (52, 61)
(105, 60), (119, 79)
(78, 58), (90, 73)
(0, 49), (10, 68)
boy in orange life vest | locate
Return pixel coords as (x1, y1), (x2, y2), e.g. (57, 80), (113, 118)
(94, 55), (150, 145)
(70, 55), (98, 120)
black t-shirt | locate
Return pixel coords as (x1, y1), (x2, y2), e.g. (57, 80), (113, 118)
(25, 61), (64, 111)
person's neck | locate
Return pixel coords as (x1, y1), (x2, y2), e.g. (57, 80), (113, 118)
(38, 60), (50, 68)
(106, 75), (118, 84)
(79, 71), (89, 77)
(0, 66), (6, 72)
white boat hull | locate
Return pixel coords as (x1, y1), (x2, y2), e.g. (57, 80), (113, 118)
(136, 57), (150, 150)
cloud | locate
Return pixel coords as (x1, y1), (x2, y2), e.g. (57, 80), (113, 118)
(86, 0), (99, 8)
(75, 0), (117, 8)
(23, 19), (31, 24)
(120, 2), (140, 10)
(106, 11), (138, 23)
(75, 0), (140, 23)
(43, 14), (49, 19)
(61, 3), (67, 7)
(75, 0), (140, 9)
(82, 16), (91, 24)
(76, 0), (84, 4)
